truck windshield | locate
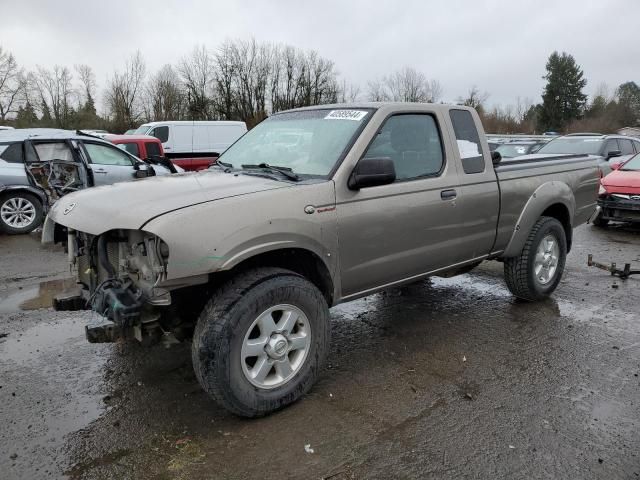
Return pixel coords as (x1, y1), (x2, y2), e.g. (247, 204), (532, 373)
(620, 154), (640, 171)
(537, 137), (603, 155)
(218, 109), (372, 177)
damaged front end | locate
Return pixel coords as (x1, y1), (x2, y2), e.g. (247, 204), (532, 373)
(57, 228), (176, 345)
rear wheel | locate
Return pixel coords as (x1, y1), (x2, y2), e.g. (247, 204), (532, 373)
(504, 216), (567, 301)
(0, 192), (43, 234)
(191, 267), (330, 417)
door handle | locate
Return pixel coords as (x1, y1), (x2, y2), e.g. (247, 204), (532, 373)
(440, 189), (457, 200)
(93, 169), (107, 174)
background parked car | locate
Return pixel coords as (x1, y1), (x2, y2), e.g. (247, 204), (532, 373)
(535, 133), (640, 176)
(494, 141), (545, 158)
(134, 120), (247, 171)
(0, 129), (177, 234)
(593, 153), (640, 227)
(106, 134), (182, 174)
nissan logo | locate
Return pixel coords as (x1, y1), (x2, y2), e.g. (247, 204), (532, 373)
(63, 203), (76, 215)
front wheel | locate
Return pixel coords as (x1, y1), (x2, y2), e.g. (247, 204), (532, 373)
(191, 267), (330, 417)
(504, 216), (567, 301)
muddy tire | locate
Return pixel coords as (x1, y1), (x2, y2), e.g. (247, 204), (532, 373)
(504, 216), (567, 301)
(0, 192), (44, 235)
(592, 211), (609, 228)
(191, 267), (330, 417)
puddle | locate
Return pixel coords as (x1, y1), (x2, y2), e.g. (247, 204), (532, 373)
(0, 277), (76, 314)
(0, 317), (112, 476)
(0, 318), (86, 364)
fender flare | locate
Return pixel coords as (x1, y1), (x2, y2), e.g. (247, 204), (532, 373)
(502, 181), (575, 258)
(0, 184), (48, 209)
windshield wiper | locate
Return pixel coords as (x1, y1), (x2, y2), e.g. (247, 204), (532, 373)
(241, 163), (300, 181)
(211, 159), (233, 172)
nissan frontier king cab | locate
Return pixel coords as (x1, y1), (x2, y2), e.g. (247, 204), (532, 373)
(43, 103), (600, 417)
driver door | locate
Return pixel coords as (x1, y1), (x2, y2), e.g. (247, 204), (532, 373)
(82, 142), (137, 186)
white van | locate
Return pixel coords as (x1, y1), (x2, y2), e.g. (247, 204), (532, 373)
(133, 121), (247, 171)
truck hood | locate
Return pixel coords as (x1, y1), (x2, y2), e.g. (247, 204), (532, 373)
(48, 170), (291, 235)
(602, 169), (640, 194)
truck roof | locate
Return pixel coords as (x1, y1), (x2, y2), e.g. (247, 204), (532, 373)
(137, 121), (246, 127)
(106, 134), (161, 142)
(280, 102), (475, 113)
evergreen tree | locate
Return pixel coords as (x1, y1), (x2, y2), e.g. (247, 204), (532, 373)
(40, 101), (53, 127)
(539, 52), (587, 132)
(15, 102), (38, 128)
(615, 81), (640, 126)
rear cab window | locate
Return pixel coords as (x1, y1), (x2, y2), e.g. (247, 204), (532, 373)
(449, 109), (485, 174)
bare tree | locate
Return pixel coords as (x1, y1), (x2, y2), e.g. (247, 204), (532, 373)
(269, 43), (339, 113)
(144, 64), (185, 121)
(75, 64), (96, 107)
(338, 80), (361, 103)
(367, 67), (440, 103)
(0, 46), (24, 121)
(179, 45), (215, 120)
(458, 86), (489, 112)
(33, 65), (76, 128)
(104, 51), (146, 132)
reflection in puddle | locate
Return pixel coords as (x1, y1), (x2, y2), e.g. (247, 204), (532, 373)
(0, 277), (76, 314)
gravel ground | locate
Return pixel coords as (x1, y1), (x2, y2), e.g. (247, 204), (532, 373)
(0, 224), (638, 479)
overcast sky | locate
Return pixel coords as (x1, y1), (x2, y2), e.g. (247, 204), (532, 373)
(3, 0), (639, 110)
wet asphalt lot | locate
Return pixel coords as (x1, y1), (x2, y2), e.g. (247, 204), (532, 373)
(0, 224), (639, 479)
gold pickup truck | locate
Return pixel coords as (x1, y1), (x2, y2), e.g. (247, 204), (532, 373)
(44, 103), (600, 417)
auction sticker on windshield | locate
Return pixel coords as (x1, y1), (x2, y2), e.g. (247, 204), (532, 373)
(324, 110), (368, 121)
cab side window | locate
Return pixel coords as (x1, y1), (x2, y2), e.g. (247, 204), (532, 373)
(84, 143), (134, 166)
(117, 142), (140, 157)
(151, 126), (169, 143)
(363, 114), (444, 181)
(145, 142), (162, 157)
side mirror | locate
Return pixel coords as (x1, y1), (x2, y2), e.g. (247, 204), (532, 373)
(610, 161), (622, 170)
(607, 150), (622, 159)
(491, 151), (502, 166)
(134, 169), (148, 178)
(348, 157), (396, 190)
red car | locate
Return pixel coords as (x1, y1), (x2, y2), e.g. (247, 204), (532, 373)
(594, 153), (640, 226)
(106, 134), (180, 173)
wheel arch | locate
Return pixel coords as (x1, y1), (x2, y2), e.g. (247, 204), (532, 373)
(502, 182), (575, 257)
(216, 247), (335, 306)
(0, 185), (48, 208)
